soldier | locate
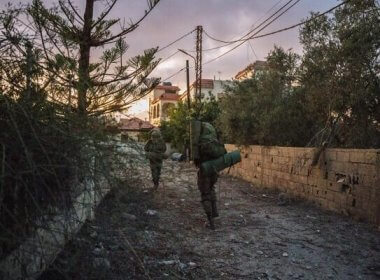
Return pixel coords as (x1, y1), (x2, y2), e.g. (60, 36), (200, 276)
(196, 166), (219, 230)
(144, 129), (166, 189)
(193, 122), (226, 230)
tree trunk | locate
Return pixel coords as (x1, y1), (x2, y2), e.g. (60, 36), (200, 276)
(77, 0), (94, 114)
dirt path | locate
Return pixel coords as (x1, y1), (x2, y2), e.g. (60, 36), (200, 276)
(40, 161), (380, 280)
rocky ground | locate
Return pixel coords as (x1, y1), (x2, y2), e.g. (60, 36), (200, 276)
(39, 160), (380, 280)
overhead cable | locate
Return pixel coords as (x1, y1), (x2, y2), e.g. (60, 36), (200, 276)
(203, 0), (297, 45)
(203, 0), (347, 66)
(161, 67), (186, 82)
(193, 0), (297, 52)
(158, 50), (180, 64)
(156, 29), (195, 53)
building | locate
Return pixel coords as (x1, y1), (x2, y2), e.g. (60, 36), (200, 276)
(179, 79), (232, 103)
(234, 60), (267, 81)
(119, 117), (154, 141)
(148, 82), (181, 126)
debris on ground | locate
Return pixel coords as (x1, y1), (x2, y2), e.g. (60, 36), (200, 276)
(39, 161), (380, 280)
(146, 209), (158, 216)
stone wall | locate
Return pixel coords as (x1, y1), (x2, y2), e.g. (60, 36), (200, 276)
(0, 176), (111, 280)
(225, 145), (380, 226)
(0, 144), (116, 280)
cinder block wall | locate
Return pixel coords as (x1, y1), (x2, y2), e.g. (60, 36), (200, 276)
(225, 145), (380, 226)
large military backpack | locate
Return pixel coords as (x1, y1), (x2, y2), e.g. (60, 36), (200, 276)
(191, 120), (226, 162)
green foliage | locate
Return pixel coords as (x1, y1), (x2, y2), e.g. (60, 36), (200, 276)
(0, 0), (161, 115)
(219, 1), (379, 148)
(160, 94), (221, 151)
(0, 88), (82, 256)
(218, 46), (314, 146)
(160, 102), (190, 152)
(138, 131), (151, 142)
(0, 0), (163, 259)
(194, 93), (222, 126)
(299, 0), (380, 147)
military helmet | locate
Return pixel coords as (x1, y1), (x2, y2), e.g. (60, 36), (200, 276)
(151, 129), (161, 139)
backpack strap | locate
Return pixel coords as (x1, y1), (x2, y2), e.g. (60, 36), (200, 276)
(199, 121), (204, 150)
(197, 121), (203, 162)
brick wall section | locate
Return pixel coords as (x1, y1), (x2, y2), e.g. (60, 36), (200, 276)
(225, 145), (380, 226)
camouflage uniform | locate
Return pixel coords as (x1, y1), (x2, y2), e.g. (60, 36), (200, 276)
(196, 125), (224, 230)
(144, 130), (166, 189)
(197, 169), (219, 229)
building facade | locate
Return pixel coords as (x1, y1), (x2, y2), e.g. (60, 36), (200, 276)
(119, 117), (154, 141)
(179, 79), (232, 103)
(149, 82), (181, 126)
(234, 60), (267, 81)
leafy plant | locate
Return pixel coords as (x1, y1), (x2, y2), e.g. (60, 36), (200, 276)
(160, 94), (222, 151)
(218, 46), (314, 146)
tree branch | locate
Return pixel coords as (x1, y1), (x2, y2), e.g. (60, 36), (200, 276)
(91, 0), (118, 28)
(90, 0), (160, 47)
(66, 0), (84, 23)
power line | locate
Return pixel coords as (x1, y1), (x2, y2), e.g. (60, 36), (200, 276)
(248, 40), (258, 60)
(156, 29), (195, 53)
(159, 1), (350, 86)
(161, 67), (186, 82)
(199, 4), (378, 54)
(159, 1), (353, 88)
(203, 0), (297, 45)
(153, 29), (196, 82)
(159, 50), (180, 64)
(159, 0), (297, 86)
(247, 0), (285, 30)
(156, 52), (197, 83)
(193, 0), (296, 52)
(203, 0), (346, 66)
(248, 1), (349, 41)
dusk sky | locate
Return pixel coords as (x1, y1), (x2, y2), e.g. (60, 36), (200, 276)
(109, 0), (338, 118)
(1, 0), (339, 118)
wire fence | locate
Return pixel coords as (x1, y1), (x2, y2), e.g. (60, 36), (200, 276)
(0, 91), (148, 279)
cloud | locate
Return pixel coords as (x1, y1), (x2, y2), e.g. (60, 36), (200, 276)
(0, 0), (337, 116)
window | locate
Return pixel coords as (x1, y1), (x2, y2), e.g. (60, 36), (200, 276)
(165, 89), (176, 94)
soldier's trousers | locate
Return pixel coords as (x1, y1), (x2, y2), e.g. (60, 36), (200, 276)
(149, 160), (163, 185)
(197, 170), (218, 217)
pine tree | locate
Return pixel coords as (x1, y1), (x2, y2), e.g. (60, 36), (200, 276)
(1, 0), (161, 116)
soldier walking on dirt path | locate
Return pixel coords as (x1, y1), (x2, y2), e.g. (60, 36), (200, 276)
(193, 121), (227, 230)
(196, 168), (219, 230)
(145, 129), (166, 190)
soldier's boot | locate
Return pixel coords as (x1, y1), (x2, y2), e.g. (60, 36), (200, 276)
(211, 201), (219, 218)
(207, 214), (215, 230)
(202, 200), (215, 230)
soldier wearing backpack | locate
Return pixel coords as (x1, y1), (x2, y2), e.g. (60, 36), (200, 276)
(192, 121), (227, 230)
(145, 129), (166, 190)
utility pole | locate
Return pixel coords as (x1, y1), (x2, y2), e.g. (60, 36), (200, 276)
(186, 59), (191, 161)
(186, 60), (191, 110)
(195, 25), (203, 103)
(179, 25), (202, 161)
(178, 50), (194, 161)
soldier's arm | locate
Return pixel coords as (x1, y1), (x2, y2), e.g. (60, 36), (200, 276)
(144, 140), (152, 152)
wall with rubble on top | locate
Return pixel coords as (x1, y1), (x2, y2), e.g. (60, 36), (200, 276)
(224, 145), (380, 226)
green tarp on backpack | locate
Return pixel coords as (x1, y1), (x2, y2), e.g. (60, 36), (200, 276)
(191, 120), (226, 162)
(200, 150), (241, 176)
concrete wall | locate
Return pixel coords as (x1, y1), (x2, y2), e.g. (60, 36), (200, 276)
(225, 145), (380, 226)
(0, 149), (113, 280)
